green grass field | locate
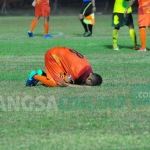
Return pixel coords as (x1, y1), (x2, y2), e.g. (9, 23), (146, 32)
(0, 14), (150, 150)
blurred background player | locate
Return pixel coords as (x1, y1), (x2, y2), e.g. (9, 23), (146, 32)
(112, 0), (138, 50)
(28, 0), (52, 38)
(125, 0), (150, 52)
(79, 0), (96, 37)
(26, 46), (102, 87)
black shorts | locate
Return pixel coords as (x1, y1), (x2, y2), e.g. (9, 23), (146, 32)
(79, 2), (92, 17)
(112, 13), (134, 27)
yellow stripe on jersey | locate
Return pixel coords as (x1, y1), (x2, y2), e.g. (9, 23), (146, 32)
(113, 0), (132, 13)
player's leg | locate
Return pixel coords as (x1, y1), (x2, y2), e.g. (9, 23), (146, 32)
(44, 17), (49, 35)
(28, 16), (40, 37)
(43, 17), (53, 38)
(79, 2), (91, 36)
(128, 25), (138, 50)
(138, 26), (147, 51)
(34, 75), (57, 87)
(79, 13), (88, 36)
(126, 13), (138, 50)
(87, 24), (93, 36)
(112, 13), (124, 50)
(42, 3), (52, 38)
(81, 2), (93, 37)
(28, 4), (41, 37)
(26, 70), (57, 87)
(112, 27), (120, 50)
(86, 4), (94, 36)
(29, 16), (40, 32)
(137, 13), (148, 52)
(26, 69), (44, 86)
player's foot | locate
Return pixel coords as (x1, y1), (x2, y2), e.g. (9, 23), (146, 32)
(133, 46), (140, 50)
(28, 31), (34, 37)
(26, 70), (37, 86)
(82, 32), (88, 37)
(33, 69), (43, 86)
(44, 34), (53, 38)
(113, 46), (119, 50)
(138, 48), (147, 52)
(87, 32), (93, 37)
(82, 32), (92, 37)
(36, 69), (43, 75)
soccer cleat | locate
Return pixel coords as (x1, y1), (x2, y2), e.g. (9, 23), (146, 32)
(44, 34), (53, 38)
(133, 46), (139, 50)
(26, 70), (37, 86)
(83, 32), (92, 37)
(86, 32), (93, 37)
(82, 32), (88, 37)
(28, 31), (34, 37)
(32, 69), (43, 86)
(36, 69), (43, 75)
(138, 48), (147, 52)
(113, 46), (119, 50)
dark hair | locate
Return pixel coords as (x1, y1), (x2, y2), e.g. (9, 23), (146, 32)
(91, 73), (103, 86)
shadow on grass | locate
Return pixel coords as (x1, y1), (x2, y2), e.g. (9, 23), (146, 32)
(105, 44), (150, 51)
(104, 45), (133, 50)
(34, 34), (44, 37)
(73, 33), (85, 37)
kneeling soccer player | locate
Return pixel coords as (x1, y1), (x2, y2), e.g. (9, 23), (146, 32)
(26, 46), (102, 87)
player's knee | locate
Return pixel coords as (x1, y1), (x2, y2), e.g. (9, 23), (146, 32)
(128, 25), (134, 29)
(114, 27), (120, 30)
(78, 14), (83, 20)
(44, 17), (49, 21)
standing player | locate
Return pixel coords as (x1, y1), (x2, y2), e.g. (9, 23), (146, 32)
(28, 0), (52, 38)
(79, 0), (96, 37)
(112, 0), (138, 50)
(124, 0), (150, 52)
(26, 46), (102, 87)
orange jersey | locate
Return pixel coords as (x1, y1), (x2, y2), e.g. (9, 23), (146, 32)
(35, 0), (50, 17)
(45, 47), (93, 84)
(138, 0), (150, 14)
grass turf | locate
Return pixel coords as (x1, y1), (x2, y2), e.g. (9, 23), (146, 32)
(0, 15), (150, 150)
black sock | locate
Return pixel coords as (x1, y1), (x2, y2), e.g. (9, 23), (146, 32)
(88, 24), (93, 33)
(80, 19), (88, 32)
(42, 70), (46, 76)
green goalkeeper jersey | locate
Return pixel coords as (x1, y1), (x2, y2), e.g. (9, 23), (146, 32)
(113, 0), (132, 13)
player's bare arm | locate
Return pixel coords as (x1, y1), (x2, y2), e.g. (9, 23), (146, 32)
(124, 0), (136, 16)
(92, 0), (96, 12)
(58, 81), (90, 88)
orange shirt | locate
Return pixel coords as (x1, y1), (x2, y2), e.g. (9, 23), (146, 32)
(138, 0), (150, 14)
(45, 47), (92, 84)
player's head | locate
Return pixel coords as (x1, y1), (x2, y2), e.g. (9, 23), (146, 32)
(85, 73), (102, 86)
